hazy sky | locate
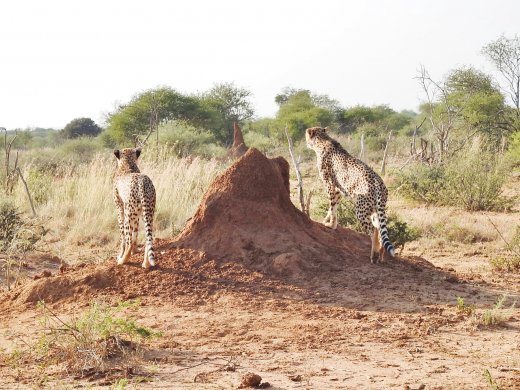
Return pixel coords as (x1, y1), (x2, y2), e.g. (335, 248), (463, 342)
(1, 0), (518, 130)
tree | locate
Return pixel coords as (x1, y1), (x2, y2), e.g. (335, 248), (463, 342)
(446, 67), (509, 143)
(339, 105), (412, 134)
(106, 87), (205, 145)
(62, 118), (102, 139)
(416, 66), (462, 162)
(482, 35), (520, 115)
(201, 82), (254, 144)
(417, 66), (509, 160)
(275, 89), (334, 140)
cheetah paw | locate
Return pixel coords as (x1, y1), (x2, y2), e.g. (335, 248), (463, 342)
(323, 221), (338, 229)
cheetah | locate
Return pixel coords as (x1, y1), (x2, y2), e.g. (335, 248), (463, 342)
(113, 148), (156, 268)
(305, 127), (395, 263)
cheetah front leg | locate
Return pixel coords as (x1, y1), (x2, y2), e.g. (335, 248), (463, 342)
(323, 185), (341, 229)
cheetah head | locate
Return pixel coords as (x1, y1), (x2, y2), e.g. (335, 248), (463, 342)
(305, 126), (330, 151)
(114, 147), (141, 161)
(114, 148), (141, 172)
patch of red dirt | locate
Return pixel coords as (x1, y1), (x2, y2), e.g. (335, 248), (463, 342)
(1, 148), (369, 310)
(174, 148), (369, 276)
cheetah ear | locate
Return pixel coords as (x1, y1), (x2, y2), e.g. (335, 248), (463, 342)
(135, 148), (141, 159)
(114, 149), (120, 159)
(324, 126), (331, 132)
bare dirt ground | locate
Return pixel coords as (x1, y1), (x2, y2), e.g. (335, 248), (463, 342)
(0, 149), (519, 389)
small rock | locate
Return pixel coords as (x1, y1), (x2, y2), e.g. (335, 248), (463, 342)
(238, 372), (262, 388)
(33, 270), (52, 280)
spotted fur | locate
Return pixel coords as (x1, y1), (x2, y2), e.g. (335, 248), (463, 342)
(113, 148), (156, 268)
(306, 127), (395, 263)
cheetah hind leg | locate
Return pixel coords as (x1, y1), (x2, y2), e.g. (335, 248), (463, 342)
(370, 228), (381, 264)
(369, 213), (381, 264)
(117, 215), (132, 265)
(130, 220), (139, 255)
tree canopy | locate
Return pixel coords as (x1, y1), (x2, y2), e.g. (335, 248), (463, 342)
(62, 118), (102, 139)
(105, 87), (205, 145)
(275, 89), (335, 140)
(482, 34), (520, 112)
(199, 82), (255, 144)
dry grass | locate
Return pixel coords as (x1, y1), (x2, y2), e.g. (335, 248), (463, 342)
(10, 152), (223, 263)
(387, 202), (515, 244)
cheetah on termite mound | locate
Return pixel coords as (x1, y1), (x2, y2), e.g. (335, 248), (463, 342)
(113, 148), (156, 268)
(305, 126), (395, 263)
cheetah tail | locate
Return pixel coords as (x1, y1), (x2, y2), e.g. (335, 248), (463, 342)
(375, 193), (395, 258)
(139, 178), (156, 267)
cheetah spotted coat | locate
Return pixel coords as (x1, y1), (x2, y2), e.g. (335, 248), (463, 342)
(113, 148), (156, 268)
(306, 127), (395, 263)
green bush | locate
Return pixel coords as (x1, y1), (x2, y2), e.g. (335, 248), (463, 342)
(444, 146), (511, 211)
(0, 201), (22, 251)
(26, 168), (53, 205)
(36, 300), (160, 375)
(244, 131), (276, 152)
(159, 121), (225, 158)
(57, 137), (104, 162)
(490, 225), (520, 271)
(387, 212), (420, 253)
(315, 198), (419, 253)
(394, 163), (447, 204)
(315, 197), (363, 232)
(395, 143), (512, 211)
(506, 131), (520, 166)
(98, 131), (117, 149)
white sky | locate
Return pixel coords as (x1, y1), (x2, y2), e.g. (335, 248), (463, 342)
(0, 0), (518, 130)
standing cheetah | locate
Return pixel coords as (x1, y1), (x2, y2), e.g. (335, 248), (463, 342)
(306, 127), (395, 263)
(113, 148), (156, 268)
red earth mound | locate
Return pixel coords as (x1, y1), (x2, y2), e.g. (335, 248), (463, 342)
(173, 148), (369, 277)
(2, 148), (370, 310)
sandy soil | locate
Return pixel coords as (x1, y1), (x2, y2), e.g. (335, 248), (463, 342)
(1, 242), (518, 389)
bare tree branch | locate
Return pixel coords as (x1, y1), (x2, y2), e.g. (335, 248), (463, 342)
(284, 126), (308, 215)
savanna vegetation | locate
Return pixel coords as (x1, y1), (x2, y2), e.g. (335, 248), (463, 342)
(1, 34), (520, 390)
(3, 35), (520, 269)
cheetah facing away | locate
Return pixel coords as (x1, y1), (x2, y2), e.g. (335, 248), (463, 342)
(113, 148), (156, 268)
(306, 127), (395, 263)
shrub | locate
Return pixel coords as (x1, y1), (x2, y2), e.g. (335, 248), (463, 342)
(387, 212), (420, 254)
(395, 143), (512, 211)
(456, 296), (476, 316)
(57, 137), (104, 162)
(0, 201), (22, 251)
(394, 164), (447, 204)
(490, 256), (520, 272)
(314, 197), (363, 232)
(444, 146), (512, 211)
(314, 198), (419, 253)
(244, 131), (276, 153)
(26, 167), (53, 206)
(490, 225), (520, 272)
(159, 121), (225, 158)
(36, 300), (159, 375)
(507, 130), (520, 166)
(481, 295), (515, 327)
